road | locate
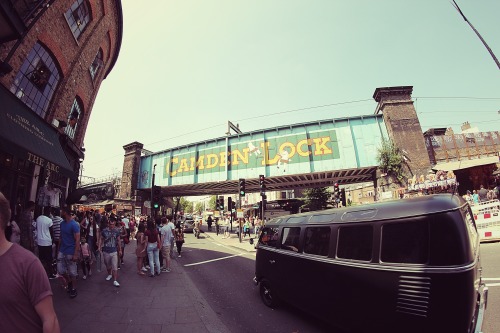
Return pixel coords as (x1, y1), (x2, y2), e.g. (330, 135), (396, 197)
(179, 233), (500, 333)
(180, 233), (334, 333)
(478, 241), (500, 333)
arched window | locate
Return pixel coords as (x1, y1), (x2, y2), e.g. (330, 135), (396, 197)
(64, 97), (84, 140)
(90, 48), (103, 80)
(65, 0), (91, 40)
(10, 42), (61, 118)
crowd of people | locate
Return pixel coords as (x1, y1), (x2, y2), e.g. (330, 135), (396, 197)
(463, 184), (500, 204)
(3, 199), (187, 301)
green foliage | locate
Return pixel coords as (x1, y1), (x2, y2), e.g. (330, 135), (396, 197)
(376, 139), (406, 184)
(194, 202), (204, 214)
(209, 195), (217, 210)
(303, 187), (331, 211)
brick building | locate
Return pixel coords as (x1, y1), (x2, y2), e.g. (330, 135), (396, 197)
(0, 0), (123, 216)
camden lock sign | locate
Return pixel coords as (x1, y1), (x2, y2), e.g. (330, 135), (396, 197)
(164, 134), (338, 177)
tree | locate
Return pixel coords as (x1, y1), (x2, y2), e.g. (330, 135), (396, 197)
(303, 187), (331, 211)
(377, 139), (406, 184)
(195, 202), (204, 214)
(209, 195), (217, 210)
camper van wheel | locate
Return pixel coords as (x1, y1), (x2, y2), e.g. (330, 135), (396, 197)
(260, 279), (278, 308)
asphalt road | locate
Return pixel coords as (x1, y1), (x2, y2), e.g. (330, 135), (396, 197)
(478, 241), (500, 333)
(180, 233), (334, 333)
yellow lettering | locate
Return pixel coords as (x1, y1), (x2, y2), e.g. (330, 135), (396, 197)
(219, 152), (228, 167)
(169, 157), (178, 177)
(206, 153), (219, 169)
(178, 158), (190, 173)
(313, 137), (332, 155)
(260, 142), (271, 166)
(189, 157), (196, 171)
(231, 148), (248, 166)
(297, 139), (312, 156)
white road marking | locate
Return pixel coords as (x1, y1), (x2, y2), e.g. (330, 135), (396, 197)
(486, 283), (500, 287)
(482, 278), (500, 281)
(184, 253), (245, 267)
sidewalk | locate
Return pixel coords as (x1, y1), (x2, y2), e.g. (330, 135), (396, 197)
(52, 239), (231, 333)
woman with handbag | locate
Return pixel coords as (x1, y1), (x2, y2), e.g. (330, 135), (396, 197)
(144, 219), (161, 277)
(135, 223), (147, 275)
(174, 225), (184, 258)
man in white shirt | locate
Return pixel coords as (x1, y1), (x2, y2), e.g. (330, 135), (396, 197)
(36, 206), (55, 279)
(121, 215), (130, 239)
(160, 217), (174, 272)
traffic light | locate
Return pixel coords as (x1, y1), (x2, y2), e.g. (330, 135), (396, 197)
(239, 178), (246, 197)
(333, 182), (340, 198)
(340, 188), (346, 207)
(259, 174), (266, 196)
(152, 185), (161, 209)
(218, 196), (224, 210)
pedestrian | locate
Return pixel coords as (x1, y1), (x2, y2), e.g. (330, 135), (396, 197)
(0, 191), (60, 333)
(472, 190), (480, 204)
(207, 215), (213, 231)
(36, 206), (56, 279)
(167, 218), (176, 259)
(478, 185), (488, 202)
(215, 218), (220, 236)
(7, 217), (21, 244)
(122, 214), (130, 239)
(57, 207), (80, 298)
(79, 237), (91, 279)
(87, 213), (100, 271)
(19, 201), (35, 252)
(145, 219), (161, 277)
(254, 217), (261, 237)
(243, 219), (251, 238)
(174, 225), (184, 257)
(118, 218), (127, 267)
(135, 223), (147, 275)
(99, 215), (121, 287)
(160, 216), (173, 272)
(51, 207), (63, 258)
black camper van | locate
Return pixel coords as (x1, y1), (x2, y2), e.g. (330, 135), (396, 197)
(254, 194), (487, 333)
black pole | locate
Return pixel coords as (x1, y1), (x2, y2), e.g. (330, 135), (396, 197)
(151, 164), (156, 218)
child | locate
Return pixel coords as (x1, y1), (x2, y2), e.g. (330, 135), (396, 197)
(80, 237), (92, 279)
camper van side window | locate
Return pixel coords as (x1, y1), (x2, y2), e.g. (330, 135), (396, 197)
(381, 220), (429, 264)
(304, 227), (330, 256)
(281, 227), (301, 252)
(259, 227), (279, 247)
(337, 225), (373, 261)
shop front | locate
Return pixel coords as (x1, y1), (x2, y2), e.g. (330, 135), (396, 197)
(0, 86), (79, 217)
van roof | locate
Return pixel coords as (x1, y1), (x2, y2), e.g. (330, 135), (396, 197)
(268, 194), (466, 225)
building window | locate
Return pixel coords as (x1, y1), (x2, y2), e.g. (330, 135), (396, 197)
(64, 98), (83, 140)
(89, 48), (103, 79)
(303, 227), (330, 256)
(64, 0), (90, 40)
(10, 42), (60, 118)
(337, 225), (373, 261)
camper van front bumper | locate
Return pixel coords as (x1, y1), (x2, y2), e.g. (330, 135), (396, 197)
(474, 284), (488, 333)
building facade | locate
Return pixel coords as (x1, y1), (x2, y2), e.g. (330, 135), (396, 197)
(0, 0), (123, 217)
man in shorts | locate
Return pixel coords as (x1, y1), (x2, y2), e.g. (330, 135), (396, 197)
(57, 207), (80, 299)
(160, 217), (174, 272)
(99, 215), (122, 287)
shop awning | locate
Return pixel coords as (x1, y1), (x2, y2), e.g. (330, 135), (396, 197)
(0, 86), (77, 179)
(432, 156), (499, 171)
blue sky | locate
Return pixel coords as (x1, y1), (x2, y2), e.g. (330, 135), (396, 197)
(81, 0), (500, 182)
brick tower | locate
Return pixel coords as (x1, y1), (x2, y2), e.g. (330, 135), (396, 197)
(119, 142), (144, 200)
(373, 86), (431, 178)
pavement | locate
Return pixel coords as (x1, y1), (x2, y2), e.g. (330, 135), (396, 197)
(52, 224), (257, 333)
